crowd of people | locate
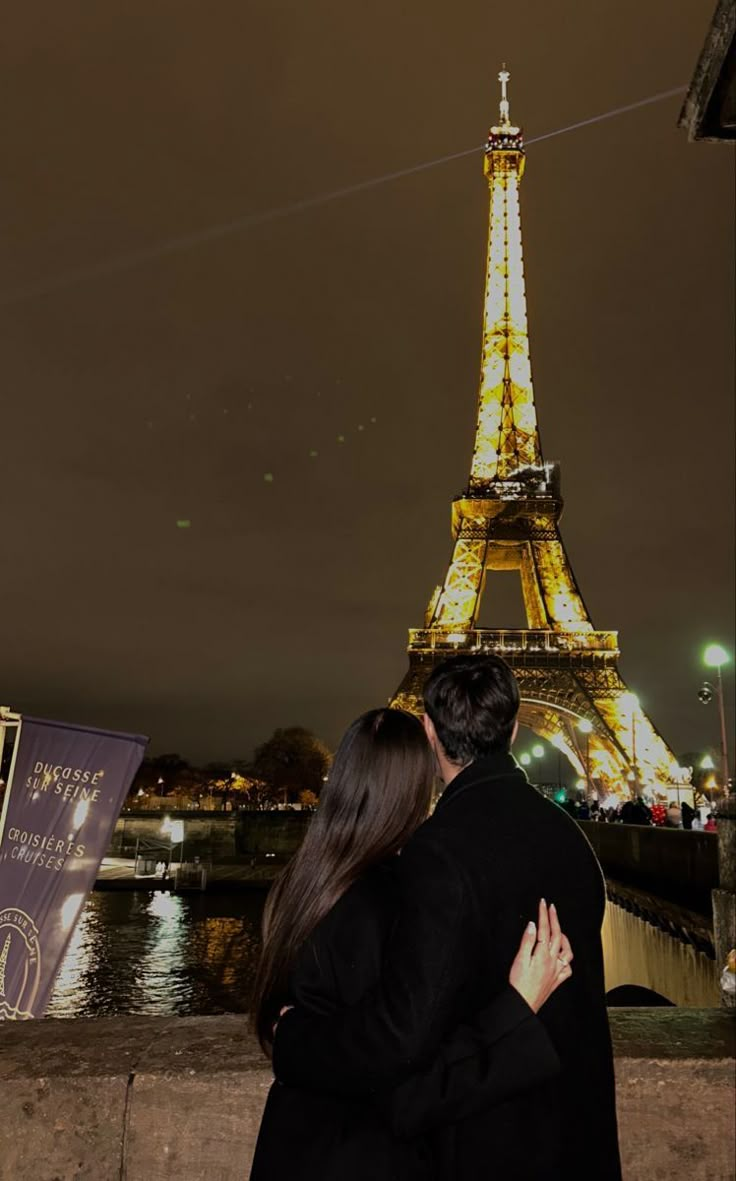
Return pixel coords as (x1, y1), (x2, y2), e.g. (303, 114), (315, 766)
(558, 794), (717, 831)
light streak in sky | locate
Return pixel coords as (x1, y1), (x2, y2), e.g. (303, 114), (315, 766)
(0, 86), (685, 307)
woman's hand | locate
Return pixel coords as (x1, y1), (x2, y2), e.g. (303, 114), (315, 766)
(272, 1004), (294, 1038)
(509, 899), (573, 1013)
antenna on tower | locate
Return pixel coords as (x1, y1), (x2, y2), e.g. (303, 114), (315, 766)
(498, 64), (511, 126)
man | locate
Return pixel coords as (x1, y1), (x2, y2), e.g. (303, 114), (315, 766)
(273, 654), (621, 1179)
(621, 796), (652, 826)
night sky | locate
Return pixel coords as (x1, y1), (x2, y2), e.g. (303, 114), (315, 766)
(2, 0), (733, 764)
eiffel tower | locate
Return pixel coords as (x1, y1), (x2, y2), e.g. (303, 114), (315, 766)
(394, 69), (678, 798)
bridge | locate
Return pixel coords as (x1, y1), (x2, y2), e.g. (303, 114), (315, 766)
(106, 800), (735, 1008)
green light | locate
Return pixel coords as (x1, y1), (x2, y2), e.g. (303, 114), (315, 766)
(520, 752), (532, 766)
(704, 644), (728, 669)
(532, 744), (544, 758)
(554, 788), (566, 804)
(176, 520), (191, 529)
(700, 754), (715, 770)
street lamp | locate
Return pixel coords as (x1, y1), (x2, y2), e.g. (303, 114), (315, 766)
(578, 719), (593, 799)
(698, 755), (716, 813)
(532, 744), (544, 759)
(519, 752), (532, 767)
(702, 644), (730, 793)
(669, 762), (689, 807)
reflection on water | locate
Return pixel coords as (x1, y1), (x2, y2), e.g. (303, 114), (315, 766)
(47, 890), (720, 1018)
(602, 901), (719, 1007)
(47, 890), (264, 1018)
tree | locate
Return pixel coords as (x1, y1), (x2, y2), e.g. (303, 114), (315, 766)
(238, 777), (282, 811)
(200, 763), (279, 810)
(148, 753), (190, 795)
(126, 753), (194, 808)
(249, 727), (331, 806)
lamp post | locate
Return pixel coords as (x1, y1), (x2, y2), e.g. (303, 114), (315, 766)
(702, 644), (730, 794)
(700, 754), (717, 814)
(531, 744), (545, 788)
(668, 763), (687, 808)
(578, 719), (593, 799)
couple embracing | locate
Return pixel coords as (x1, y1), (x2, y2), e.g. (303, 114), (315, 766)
(250, 654), (621, 1180)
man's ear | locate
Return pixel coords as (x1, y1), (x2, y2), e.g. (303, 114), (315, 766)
(422, 712), (437, 747)
(511, 717), (519, 746)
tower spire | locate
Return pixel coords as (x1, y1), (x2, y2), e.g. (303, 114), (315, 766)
(471, 65), (542, 488)
(498, 64), (511, 126)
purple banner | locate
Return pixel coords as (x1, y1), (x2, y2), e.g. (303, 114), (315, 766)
(0, 717), (146, 1019)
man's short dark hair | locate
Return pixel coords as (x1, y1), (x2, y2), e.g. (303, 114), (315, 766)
(423, 654), (520, 765)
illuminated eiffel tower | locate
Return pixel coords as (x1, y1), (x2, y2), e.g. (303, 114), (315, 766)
(394, 70), (678, 797)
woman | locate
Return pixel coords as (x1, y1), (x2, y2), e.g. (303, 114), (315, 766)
(250, 708), (573, 1180)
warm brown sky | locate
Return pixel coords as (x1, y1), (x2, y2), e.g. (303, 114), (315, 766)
(1, 0), (733, 763)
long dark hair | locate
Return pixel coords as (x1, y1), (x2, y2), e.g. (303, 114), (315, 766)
(252, 707), (435, 1054)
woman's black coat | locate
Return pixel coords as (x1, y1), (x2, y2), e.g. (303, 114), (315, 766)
(250, 859), (560, 1180)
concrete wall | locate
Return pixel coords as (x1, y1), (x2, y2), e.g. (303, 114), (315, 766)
(110, 811), (310, 862)
(0, 1010), (733, 1181)
(580, 821), (718, 916)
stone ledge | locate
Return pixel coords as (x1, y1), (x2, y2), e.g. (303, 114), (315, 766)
(608, 1006), (734, 1060)
(0, 1011), (733, 1181)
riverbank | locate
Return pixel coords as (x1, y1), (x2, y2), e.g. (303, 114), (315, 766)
(96, 856), (279, 890)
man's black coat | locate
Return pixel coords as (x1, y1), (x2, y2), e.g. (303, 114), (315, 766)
(274, 751), (622, 1180)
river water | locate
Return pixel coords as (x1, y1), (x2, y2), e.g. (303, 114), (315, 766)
(46, 888), (719, 1019)
(47, 890), (263, 1018)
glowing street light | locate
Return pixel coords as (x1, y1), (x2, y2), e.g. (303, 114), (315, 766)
(704, 644), (729, 669)
(519, 752), (532, 767)
(532, 744), (544, 759)
(700, 754), (715, 770)
(700, 644), (730, 794)
(669, 762), (689, 806)
(704, 773), (718, 811)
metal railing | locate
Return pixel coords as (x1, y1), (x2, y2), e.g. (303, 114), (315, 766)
(407, 628), (619, 654)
